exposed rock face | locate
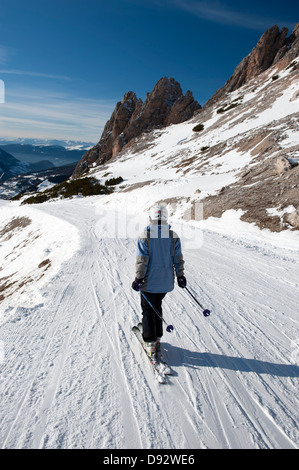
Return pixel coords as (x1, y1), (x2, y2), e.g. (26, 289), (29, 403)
(205, 22), (299, 107)
(226, 25), (288, 90)
(73, 77), (201, 177)
(73, 91), (140, 177)
(275, 156), (293, 175)
(285, 209), (299, 229)
(274, 22), (299, 64)
(201, 156), (299, 232)
(166, 89), (200, 125)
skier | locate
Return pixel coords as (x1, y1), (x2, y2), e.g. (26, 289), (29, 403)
(132, 204), (186, 358)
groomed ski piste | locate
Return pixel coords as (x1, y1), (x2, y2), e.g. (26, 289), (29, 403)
(0, 196), (298, 450)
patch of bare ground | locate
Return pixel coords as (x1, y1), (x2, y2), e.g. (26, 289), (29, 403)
(0, 217), (31, 241)
(38, 259), (51, 270)
(174, 155), (198, 170)
(18, 277), (35, 289)
(120, 180), (156, 192)
(0, 217), (50, 301)
(200, 155), (299, 232)
(0, 271), (47, 301)
(0, 275), (18, 301)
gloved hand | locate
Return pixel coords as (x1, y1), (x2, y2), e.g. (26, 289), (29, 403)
(177, 276), (187, 288)
(132, 278), (144, 291)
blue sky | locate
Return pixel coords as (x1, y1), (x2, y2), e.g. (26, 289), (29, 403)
(0, 0), (298, 142)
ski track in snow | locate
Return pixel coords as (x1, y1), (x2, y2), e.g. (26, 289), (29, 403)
(0, 198), (298, 449)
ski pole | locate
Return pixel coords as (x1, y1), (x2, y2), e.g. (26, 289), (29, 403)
(139, 289), (174, 333)
(184, 286), (211, 317)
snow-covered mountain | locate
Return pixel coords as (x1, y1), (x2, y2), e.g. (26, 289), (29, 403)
(0, 147), (56, 183)
(0, 141), (93, 196)
(0, 143), (87, 168)
(0, 162), (77, 200)
(0, 137), (95, 150)
(69, 56), (298, 234)
(12, 53), (299, 233)
(0, 147), (31, 180)
(0, 25), (298, 450)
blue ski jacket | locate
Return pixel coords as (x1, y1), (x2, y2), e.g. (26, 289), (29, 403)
(135, 222), (185, 293)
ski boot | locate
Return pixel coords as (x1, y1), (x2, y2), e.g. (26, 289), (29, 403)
(156, 338), (165, 362)
(143, 341), (157, 360)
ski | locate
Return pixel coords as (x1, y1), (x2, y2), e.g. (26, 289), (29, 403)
(157, 348), (173, 376)
(137, 322), (173, 376)
(132, 325), (168, 384)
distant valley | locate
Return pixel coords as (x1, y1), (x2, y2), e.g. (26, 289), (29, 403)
(0, 140), (94, 198)
(0, 142), (90, 167)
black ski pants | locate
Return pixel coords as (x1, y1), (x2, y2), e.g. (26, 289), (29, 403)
(141, 291), (166, 342)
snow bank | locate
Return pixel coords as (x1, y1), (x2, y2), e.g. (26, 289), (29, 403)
(196, 209), (299, 251)
(0, 202), (80, 318)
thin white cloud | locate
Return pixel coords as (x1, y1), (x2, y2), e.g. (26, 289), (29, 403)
(0, 87), (116, 141)
(0, 69), (72, 81)
(0, 46), (11, 65)
(167, 0), (295, 31)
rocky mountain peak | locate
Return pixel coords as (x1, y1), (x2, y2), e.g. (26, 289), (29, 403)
(73, 77), (201, 178)
(145, 76), (182, 105)
(205, 22), (299, 107)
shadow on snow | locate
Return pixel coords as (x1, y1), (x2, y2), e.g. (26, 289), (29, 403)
(163, 343), (299, 378)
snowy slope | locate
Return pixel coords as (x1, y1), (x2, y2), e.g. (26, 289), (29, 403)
(0, 197), (298, 449)
(83, 58), (299, 233)
(0, 57), (299, 450)
(0, 202), (80, 308)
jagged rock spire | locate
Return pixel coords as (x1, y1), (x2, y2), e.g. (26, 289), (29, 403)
(205, 22), (299, 108)
(73, 77), (201, 178)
